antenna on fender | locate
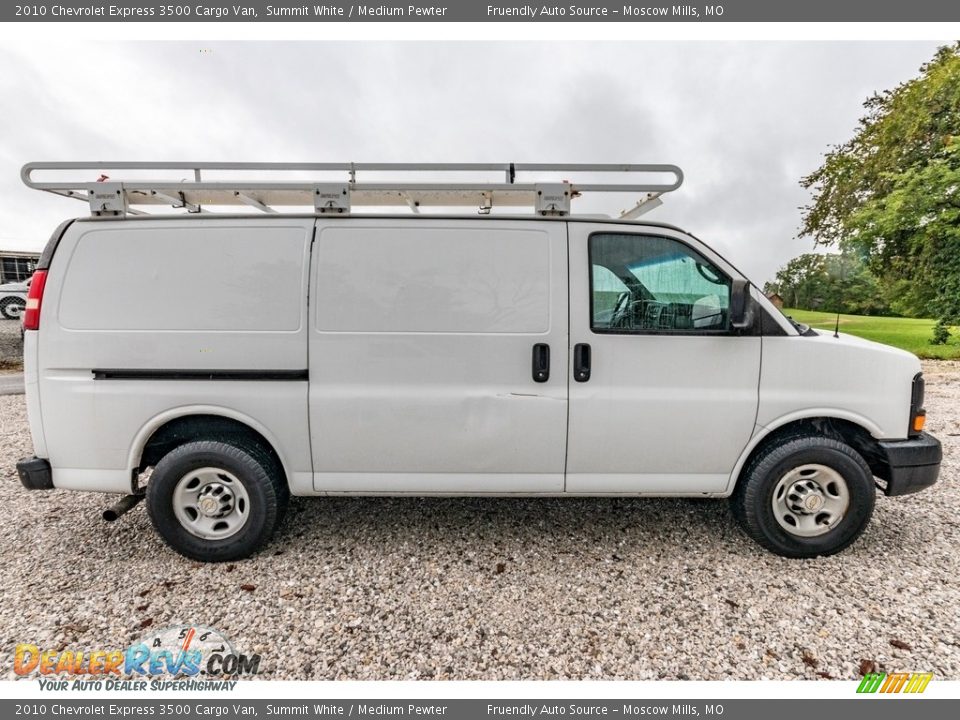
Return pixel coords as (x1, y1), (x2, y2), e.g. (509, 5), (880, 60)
(833, 252), (844, 339)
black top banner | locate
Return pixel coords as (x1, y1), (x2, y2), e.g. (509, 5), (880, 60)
(5, 0), (960, 22)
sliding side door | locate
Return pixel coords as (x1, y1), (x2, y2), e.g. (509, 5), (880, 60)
(309, 218), (569, 493)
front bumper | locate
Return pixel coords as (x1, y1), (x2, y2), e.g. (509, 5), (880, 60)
(876, 432), (942, 497)
(16, 456), (53, 490)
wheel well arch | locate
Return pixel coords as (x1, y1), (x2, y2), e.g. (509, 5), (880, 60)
(136, 414), (287, 486)
(729, 417), (885, 494)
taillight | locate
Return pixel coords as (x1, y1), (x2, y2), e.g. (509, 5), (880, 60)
(22, 269), (47, 331)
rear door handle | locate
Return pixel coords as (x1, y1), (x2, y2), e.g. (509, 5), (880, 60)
(573, 343), (591, 382)
(532, 343), (550, 383)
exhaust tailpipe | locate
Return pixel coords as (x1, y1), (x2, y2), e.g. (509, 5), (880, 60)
(103, 493), (145, 522)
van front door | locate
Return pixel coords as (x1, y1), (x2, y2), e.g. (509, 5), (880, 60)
(566, 224), (760, 494)
(309, 219), (569, 493)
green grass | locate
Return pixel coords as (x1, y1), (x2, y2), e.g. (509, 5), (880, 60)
(782, 308), (960, 360)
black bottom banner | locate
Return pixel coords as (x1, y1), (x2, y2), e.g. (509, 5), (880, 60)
(4, 699), (958, 720)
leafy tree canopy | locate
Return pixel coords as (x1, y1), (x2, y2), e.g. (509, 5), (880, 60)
(799, 43), (960, 339)
(765, 251), (888, 316)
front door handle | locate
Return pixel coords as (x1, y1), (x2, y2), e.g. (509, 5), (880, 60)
(573, 343), (591, 382)
(532, 343), (550, 383)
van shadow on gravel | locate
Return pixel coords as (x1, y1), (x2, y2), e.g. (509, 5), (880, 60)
(270, 494), (754, 560)
(95, 490), (935, 568)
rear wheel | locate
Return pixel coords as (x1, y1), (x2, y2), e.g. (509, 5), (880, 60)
(146, 440), (287, 562)
(0, 297), (25, 320)
(731, 434), (875, 558)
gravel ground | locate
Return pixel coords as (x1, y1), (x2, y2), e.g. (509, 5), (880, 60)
(1, 361), (958, 681)
(0, 319), (22, 369)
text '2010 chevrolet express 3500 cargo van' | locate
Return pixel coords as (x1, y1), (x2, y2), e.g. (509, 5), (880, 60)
(15, 162), (942, 562)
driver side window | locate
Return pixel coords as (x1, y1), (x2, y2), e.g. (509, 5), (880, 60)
(590, 233), (732, 334)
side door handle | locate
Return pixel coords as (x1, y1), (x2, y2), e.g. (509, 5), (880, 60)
(573, 343), (591, 382)
(532, 343), (550, 383)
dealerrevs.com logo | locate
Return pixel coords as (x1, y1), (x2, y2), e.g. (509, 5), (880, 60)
(13, 625), (260, 691)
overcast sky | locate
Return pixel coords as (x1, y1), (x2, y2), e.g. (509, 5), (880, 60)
(0, 40), (946, 283)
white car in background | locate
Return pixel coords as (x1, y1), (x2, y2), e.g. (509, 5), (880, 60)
(0, 278), (29, 320)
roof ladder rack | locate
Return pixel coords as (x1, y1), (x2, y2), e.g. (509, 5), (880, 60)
(20, 162), (684, 218)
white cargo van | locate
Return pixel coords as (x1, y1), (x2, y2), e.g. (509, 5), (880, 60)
(16, 162), (941, 562)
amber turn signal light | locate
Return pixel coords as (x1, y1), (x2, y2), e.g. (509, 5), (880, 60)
(912, 412), (926, 433)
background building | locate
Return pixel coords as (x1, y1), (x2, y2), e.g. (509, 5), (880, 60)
(0, 250), (39, 284)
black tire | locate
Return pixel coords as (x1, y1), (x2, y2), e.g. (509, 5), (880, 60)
(146, 440), (286, 562)
(0, 297), (25, 320)
(731, 434), (876, 558)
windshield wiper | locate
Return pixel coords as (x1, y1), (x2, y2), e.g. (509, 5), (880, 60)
(783, 315), (810, 335)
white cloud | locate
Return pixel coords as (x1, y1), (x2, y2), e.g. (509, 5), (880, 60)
(0, 40), (943, 283)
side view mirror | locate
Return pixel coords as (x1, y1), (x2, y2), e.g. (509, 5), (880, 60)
(730, 279), (755, 330)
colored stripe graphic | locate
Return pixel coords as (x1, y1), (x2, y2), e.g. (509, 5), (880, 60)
(856, 672), (932, 694)
(881, 672), (909, 693)
(905, 673), (933, 693)
(857, 673), (885, 693)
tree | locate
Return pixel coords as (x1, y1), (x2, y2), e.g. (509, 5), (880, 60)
(768, 253), (828, 309)
(767, 251), (888, 315)
(800, 44), (960, 342)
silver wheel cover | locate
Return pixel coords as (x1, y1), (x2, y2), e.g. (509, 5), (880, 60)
(772, 463), (850, 538)
(171, 467), (251, 540)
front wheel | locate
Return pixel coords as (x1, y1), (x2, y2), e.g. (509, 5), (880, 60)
(731, 434), (876, 558)
(146, 441), (287, 562)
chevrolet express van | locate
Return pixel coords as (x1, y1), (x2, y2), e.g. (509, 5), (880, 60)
(15, 162), (942, 562)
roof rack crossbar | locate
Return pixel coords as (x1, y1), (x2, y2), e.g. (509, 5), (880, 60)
(21, 161), (684, 218)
